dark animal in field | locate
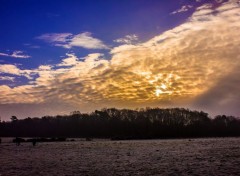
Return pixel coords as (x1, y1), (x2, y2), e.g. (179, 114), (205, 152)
(86, 137), (92, 141)
(13, 137), (25, 146)
(32, 139), (37, 146)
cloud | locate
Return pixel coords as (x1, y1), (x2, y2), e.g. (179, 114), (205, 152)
(67, 32), (109, 49)
(57, 53), (79, 67)
(0, 51), (31, 58)
(36, 32), (109, 49)
(0, 0), (240, 118)
(38, 65), (52, 71)
(0, 76), (15, 82)
(0, 85), (41, 104)
(36, 33), (72, 42)
(114, 34), (139, 44)
(171, 5), (193, 15)
(0, 64), (35, 79)
(0, 64), (22, 75)
(195, 0), (225, 4)
(192, 66), (240, 116)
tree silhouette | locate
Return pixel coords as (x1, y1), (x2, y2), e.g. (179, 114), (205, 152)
(0, 108), (239, 139)
(10, 116), (18, 122)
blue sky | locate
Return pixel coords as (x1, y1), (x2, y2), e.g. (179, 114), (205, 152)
(0, 0), (239, 120)
(0, 0), (222, 85)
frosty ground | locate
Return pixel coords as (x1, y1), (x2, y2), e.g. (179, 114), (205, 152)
(1, 138), (240, 176)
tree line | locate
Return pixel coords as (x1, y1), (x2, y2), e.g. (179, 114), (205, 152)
(1, 108), (240, 139)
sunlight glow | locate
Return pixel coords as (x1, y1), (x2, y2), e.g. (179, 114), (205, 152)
(160, 83), (167, 90)
(155, 88), (163, 97)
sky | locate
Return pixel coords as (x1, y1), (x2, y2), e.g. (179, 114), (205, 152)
(0, 0), (240, 120)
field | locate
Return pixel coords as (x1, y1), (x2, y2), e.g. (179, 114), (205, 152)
(1, 138), (240, 176)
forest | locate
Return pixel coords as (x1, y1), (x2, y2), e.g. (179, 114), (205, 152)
(1, 108), (240, 139)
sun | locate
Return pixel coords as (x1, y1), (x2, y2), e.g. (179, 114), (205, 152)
(155, 88), (163, 97)
(155, 83), (174, 97)
(160, 83), (167, 90)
